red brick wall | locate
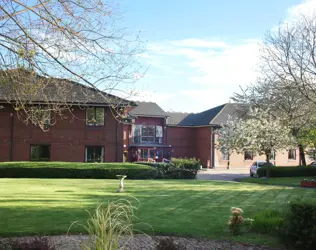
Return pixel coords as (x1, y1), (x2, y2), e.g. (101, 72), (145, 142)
(194, 127), (212, 167)
(167, 127), (195, 158)
(167, 126), (212, 167)
(0, 104), (123, 162)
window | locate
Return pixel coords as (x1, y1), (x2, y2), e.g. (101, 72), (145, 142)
(85, 146), (104, 162)
(155, 126), (163, 143)
(30, 145), (50, 161)
(288, 149), (296, 160)
(270, 151), (275, 160)
(132, 124), (164, 144)
(220, 149), (229, 160)
(86, 107), (104, 126)
(141, 125), (155, 143)
(244, 151), (253, 160)
(308, 149), (316, 161)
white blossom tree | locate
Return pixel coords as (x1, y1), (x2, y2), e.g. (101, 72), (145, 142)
(217, 108), (296, 177)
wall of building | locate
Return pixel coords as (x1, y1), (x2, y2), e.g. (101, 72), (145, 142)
(167, 126), (195, 159)
(193, 127), (212, 167)
(214, 148), (309, 168)
(0, 104), (123, 162)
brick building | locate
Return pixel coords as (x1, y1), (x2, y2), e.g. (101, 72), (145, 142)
(125, 102), (305, 168)
(0, 78), (132, 162)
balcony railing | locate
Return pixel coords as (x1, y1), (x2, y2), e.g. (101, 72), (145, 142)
(132, 136), (163, 144)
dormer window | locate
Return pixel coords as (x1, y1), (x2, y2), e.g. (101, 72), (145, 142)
(86, 107), (104, 126)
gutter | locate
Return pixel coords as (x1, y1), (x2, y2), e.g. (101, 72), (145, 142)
(115, 120), (118, 162)
(9, 112), (14, 161)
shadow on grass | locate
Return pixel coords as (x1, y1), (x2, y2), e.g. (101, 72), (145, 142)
(0, 185), (310, 238)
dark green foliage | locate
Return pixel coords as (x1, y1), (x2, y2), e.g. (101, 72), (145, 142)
(0, 237), (54, 250)
(170, 157), (201, 170)
(279, 199), (316, 250)
(155, 237), (185, 250)
(157, 167), (197, 179)
(252, 209), (283, 235)
(137, 158), (198, 179)
(0, 162), (150, 169)
(136, 162), (170, 168)
(0, 162), (157, 179)
(257, 166), (316, 178)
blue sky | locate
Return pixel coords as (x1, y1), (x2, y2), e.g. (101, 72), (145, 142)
(118, 0), (312, 112)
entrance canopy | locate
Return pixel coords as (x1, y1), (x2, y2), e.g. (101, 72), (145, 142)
(128, 144), (172, 162)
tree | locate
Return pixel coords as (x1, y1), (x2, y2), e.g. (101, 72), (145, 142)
(0, 0), (144, 130)
(232, 77), (315, 166)
(298, 126), (316, 161)
(232, 14), (316, 166)
(217, 108), (296, 177)
(259, 14), (316, 104)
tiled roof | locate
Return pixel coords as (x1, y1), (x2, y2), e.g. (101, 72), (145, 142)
(0, 73), (133, 106)
(129, 101), (168, 117)
(167, 103), (240, 126)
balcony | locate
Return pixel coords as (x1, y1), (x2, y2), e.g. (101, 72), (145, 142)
(132, 136), (163, 145)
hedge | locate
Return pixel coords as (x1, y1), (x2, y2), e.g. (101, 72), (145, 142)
(279, 199), (316, 250)
(257, 166), (316, 178)
(170, 157), (201, 170)
(0, 162), (157, 179)
(137, 158), (199, 179)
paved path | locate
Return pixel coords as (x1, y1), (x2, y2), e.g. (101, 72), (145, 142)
(197, 168), (249, 181)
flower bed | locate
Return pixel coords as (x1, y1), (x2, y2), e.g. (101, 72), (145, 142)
(301, 179), (316, 188)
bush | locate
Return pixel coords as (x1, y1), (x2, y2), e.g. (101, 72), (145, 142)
(158, 167), (197, 179)
(257, 166), (316, 178)
(137, 159), (198, 179)
(171, 157), (201, 170)
(279, 199), (316, 250)
(0, 162), (157, 179)
(252, 209), (283, 235)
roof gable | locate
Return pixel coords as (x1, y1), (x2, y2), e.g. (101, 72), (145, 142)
(167, 104), (227, 126)
(129, 101), (167, 117)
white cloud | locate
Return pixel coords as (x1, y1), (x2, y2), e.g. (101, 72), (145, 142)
(146, 39), (260, 87)
(169, 39), (229, 48)
(137, 38), (261, 112)
(287, 0), (316, 19)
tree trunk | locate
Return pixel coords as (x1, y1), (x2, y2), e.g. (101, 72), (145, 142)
(298, 144), (306, 166)
(227, 152), (230, 169)
(266, 153), (271, 178)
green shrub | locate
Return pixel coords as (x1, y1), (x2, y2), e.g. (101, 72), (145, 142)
(0, 162), (157, 179)
(136, 162), (170, 168)
(279, 199), (316, 250)
(252, 209), (283, 235)
(257, 166), (316, 178)
(159, 167), (197, 179)
(137, 160), (198, 179)
(171, 157), (201, 170)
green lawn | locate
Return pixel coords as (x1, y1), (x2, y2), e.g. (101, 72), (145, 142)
(238, 176), (316, 187)
(0, 179), (315, 246)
